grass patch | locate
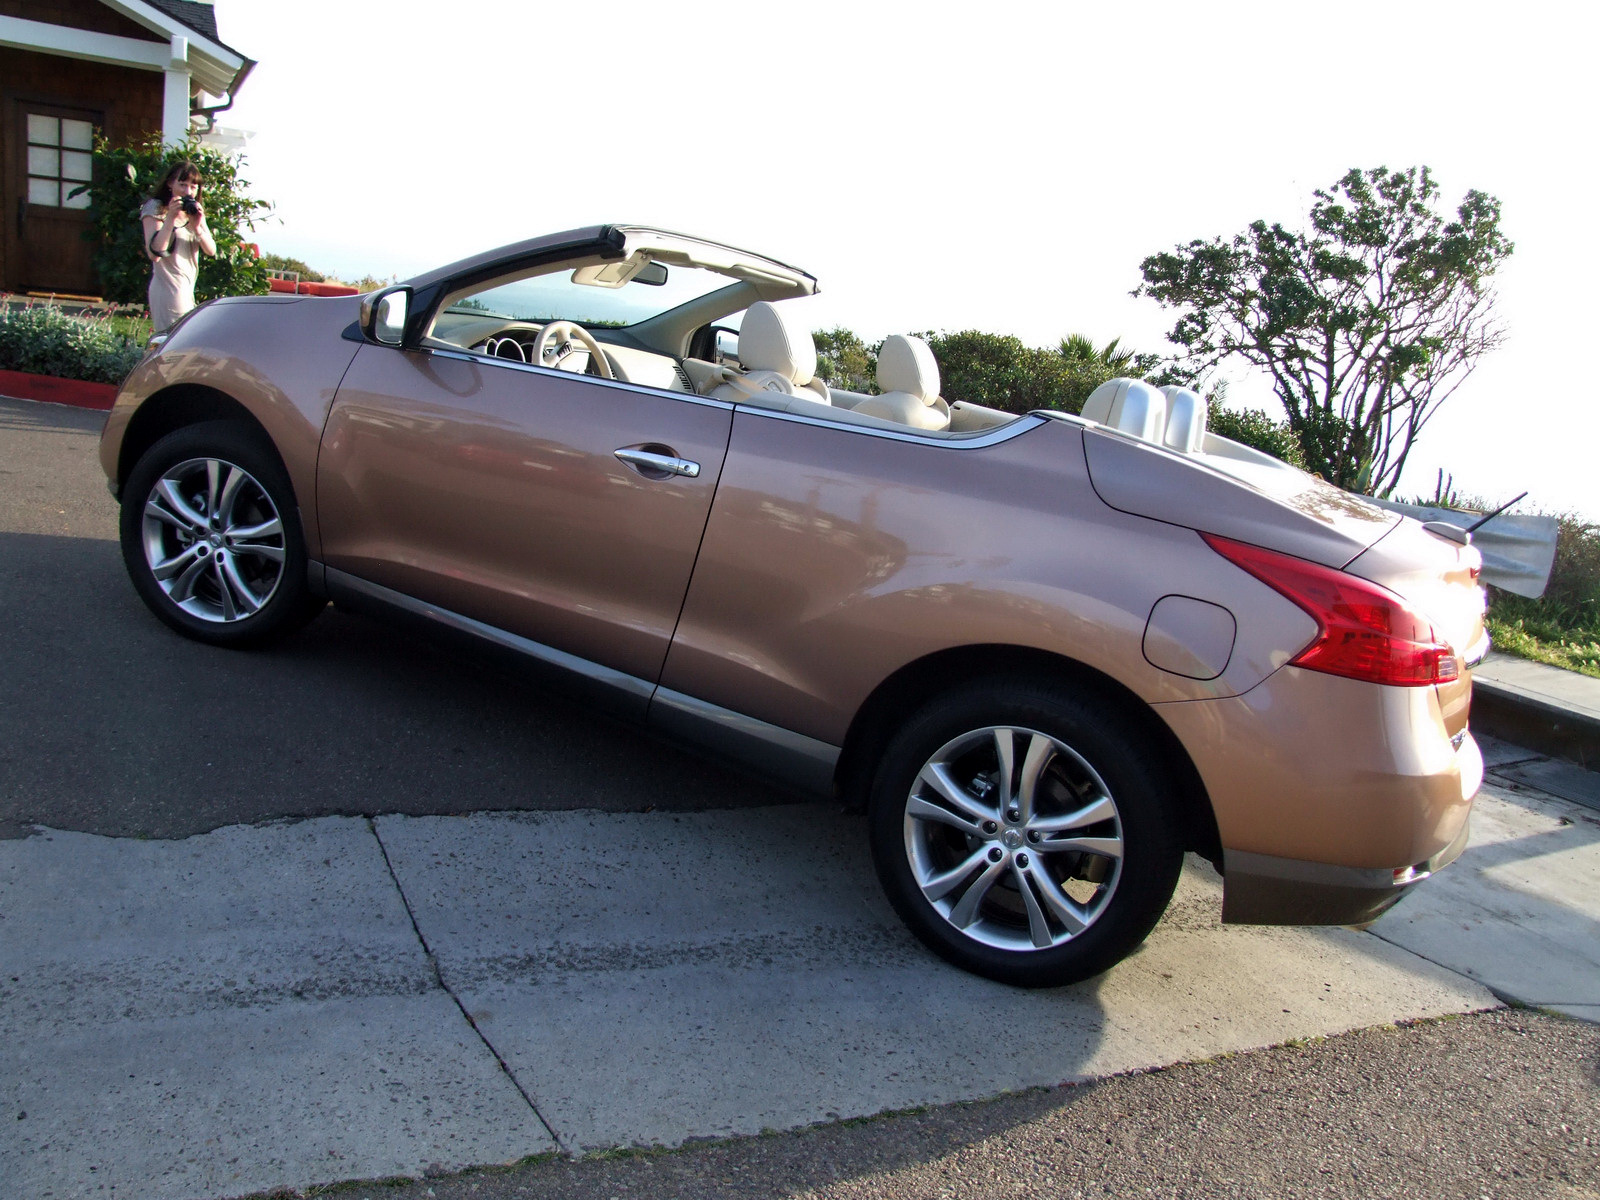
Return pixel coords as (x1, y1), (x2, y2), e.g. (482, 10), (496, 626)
(1485, 606), (1600, 678)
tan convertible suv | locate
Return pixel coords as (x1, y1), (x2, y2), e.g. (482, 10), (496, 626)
(100, 225), (1487, 986)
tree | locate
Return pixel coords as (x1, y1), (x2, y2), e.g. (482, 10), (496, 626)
(812, 326), (879, 393)
(258, 253), (324, 282)
(1136, 166), (1512, 494)
(73, 133), (272, 306)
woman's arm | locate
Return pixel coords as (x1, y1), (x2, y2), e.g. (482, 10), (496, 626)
(193, 210), (217, 257)
(144, 207), (179, 260)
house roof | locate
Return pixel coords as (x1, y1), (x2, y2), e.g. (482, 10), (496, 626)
(142, 0), (220, 45)
(99, 0), (252, 95)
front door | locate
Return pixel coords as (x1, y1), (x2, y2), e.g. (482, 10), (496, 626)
(317, 346), (734, 686)
(3, 101), (100, 295)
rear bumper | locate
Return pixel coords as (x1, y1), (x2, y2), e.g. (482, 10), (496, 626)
(1219, 810), (1473, 925)
(1155, 665), (1483, 925)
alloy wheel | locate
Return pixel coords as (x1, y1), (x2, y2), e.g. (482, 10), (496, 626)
(140, 456), (287, 623)
(903, 724), (1125, 952)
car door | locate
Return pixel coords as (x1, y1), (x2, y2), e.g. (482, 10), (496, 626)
(316, 343), (733, 686)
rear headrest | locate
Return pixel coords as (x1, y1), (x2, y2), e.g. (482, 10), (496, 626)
(1080, 378), (1167, 441)
(876, 334), (941, 404)
(1160, 386), (1207, 453)
(738, 301), (816, 385)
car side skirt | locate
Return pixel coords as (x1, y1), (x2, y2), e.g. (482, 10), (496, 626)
(1220, 817), (1472, 926)
(320, 564), (841, 796)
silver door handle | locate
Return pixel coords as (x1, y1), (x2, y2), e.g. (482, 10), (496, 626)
(614, 448), (700, 478)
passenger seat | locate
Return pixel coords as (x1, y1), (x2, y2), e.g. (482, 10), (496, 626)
(707, 302), (833, 408)
(852, 335), (950, 430)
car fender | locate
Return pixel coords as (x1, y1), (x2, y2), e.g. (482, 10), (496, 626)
(100, 294), (366, 560)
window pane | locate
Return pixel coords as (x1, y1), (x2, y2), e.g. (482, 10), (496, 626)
(62, 151), (93, 181)
(28, 178), (60, 206)
(28, 147), (61, 177)
(27, 114), (59, 145)
(61, 119), (94, 150)
(63, 187), (91, 210)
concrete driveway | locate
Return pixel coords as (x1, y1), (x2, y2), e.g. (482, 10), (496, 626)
(3, 395), (1597, 1200)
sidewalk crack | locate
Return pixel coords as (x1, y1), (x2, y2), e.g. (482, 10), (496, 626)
(366, 816), (569, 1155)
(1362, 925), (1512, 1008)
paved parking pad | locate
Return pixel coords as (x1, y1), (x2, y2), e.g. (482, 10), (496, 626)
(375, 807), (1495, 1152)
(0, 820), (551, 1199)
(1372, 787), (1600, 1011)
(0, 802), (1529, 1199)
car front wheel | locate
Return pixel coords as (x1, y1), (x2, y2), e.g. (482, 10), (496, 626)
(868, 680), (1183, 987)
(119, 421), (322, 647)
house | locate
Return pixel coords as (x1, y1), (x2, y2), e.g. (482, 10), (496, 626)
(0, 0), (252, 296)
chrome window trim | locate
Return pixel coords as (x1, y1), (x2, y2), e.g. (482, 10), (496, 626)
(427, 346), (735, 412)
(428, 346), (1042, 447)
(734, 405), (1047, 449)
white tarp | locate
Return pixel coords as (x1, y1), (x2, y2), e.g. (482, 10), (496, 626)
(1369, 499), (1559, 598)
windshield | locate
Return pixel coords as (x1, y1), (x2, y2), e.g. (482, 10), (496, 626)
(444, 264), (737, 328)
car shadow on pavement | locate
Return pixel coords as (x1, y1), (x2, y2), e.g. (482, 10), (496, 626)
(0, 528), (790, 840)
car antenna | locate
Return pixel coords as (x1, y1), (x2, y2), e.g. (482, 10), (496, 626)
(1466, 491), (1528, 533)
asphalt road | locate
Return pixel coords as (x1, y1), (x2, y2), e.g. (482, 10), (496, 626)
(4, 395), (1597, 1200)
(318, 1009), (1600, 1200)
(0, 396), (783, 842)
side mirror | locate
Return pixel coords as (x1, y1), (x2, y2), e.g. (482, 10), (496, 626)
(361, 286), (410, 346)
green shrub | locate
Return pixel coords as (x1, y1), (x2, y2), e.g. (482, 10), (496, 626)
(1206, 400), (1307, 468)
(71, 134), (271, 305)
(0, 302), (148, 385)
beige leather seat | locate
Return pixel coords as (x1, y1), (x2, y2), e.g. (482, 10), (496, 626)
(852, 334), (950, 430)
(1080, 378), (1167, 441)
(708, 301), (833, 408)
(1160, 385), (1207, 453)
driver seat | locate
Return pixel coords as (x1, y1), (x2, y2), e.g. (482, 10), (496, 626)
(708, 302), (833, 407)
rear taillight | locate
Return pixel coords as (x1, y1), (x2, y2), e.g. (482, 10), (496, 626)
(1203, 533), (1460, 687)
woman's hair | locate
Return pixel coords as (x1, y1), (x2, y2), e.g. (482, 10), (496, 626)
(151, 161), (203, 206)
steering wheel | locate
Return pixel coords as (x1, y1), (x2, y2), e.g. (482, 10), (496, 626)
(533, 321), (614, 380)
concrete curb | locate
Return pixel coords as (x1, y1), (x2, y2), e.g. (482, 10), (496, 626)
(1472, 678), (1598, 771)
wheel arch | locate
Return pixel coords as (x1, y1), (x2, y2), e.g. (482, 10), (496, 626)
(116, 385), (285, 494)
(835, 643), (1223, 866)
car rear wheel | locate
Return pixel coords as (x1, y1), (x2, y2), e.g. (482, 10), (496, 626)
(119, 421), (323, 647)
(868, 680), (1183, 987)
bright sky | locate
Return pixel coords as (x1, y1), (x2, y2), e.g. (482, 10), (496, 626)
(213, 0), (1597, 518)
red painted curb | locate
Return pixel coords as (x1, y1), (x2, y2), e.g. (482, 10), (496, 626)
(0, 369), (118, 411)
(267, 278), (361, 296)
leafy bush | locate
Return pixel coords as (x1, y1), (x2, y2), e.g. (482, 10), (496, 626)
(1206, 400), (1307, 467)
(71, 134), (271, 304)
(0, 301), (148, 385)
(925, 329), (1155, 415)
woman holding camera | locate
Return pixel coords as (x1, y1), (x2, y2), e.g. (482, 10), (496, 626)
(140, 161), (216, 332)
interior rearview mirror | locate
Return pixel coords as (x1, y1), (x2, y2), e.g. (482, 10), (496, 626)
(363, 287), (410, 346)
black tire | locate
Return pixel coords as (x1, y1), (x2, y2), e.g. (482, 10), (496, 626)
(867, 678), (1183, 988)
(119, 421), (323, 647)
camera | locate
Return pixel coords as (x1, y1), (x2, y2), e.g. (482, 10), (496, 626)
(179, 197), (199, 216)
